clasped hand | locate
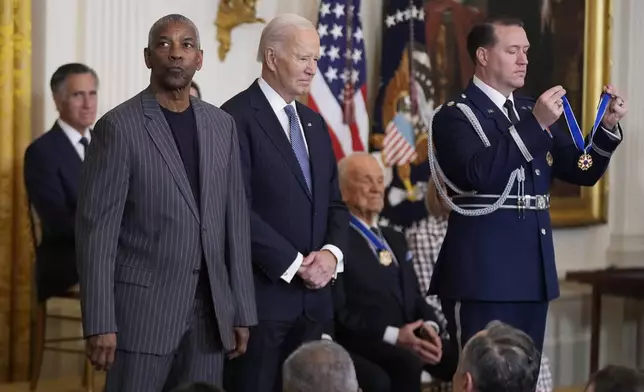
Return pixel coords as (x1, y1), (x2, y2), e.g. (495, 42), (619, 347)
(397, 320), (442, 365)
(297, 250), (337, 290)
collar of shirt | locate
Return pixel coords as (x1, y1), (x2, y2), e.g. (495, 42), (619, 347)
(258, 77), (297, 118)
(351, 214), (380, 231)
(472, 75), (516, 114)
(257, 77), (309, 153)
(57, 118), (91, 145)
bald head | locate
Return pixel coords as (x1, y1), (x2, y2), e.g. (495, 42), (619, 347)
(338, 152), (384, 223)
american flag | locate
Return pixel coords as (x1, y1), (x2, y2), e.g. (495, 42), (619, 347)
(308, 0), (368, 160)
(383, 111), (418, 166)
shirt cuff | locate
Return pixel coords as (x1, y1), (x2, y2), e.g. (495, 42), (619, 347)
(321, 244), (344, 277)
(383, 326), (399, 345)
(425, 321), (440, 333)
(601, 124), (622, 140)
(281, 252), (304, 283)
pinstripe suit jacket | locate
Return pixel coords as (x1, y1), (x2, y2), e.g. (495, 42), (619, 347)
(75, 87), (257, 355)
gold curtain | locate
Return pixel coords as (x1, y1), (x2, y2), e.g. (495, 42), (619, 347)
(0, 0), (33, 382)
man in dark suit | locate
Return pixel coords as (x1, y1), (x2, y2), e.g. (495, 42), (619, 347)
(428, 17), (627, 372)
(221, 13), (349, 392)
(332, 152), (457, 392)
(75, 14), (256, 391)
(24, 63), (98, 302)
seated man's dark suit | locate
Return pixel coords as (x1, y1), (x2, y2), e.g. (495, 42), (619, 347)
(333, 221), (457, 392)
(24, 121), (88, 301)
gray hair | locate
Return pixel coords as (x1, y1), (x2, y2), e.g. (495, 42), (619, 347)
(257, 13), (316, 63)
(460, 321), (540, 392)
(49, 63), (99, 97)
(148, 14), (201, 49)
(283, 340), (358, 392)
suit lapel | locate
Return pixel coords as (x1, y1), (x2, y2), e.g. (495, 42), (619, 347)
(50, 126), (82, 196)
(351, 226), (404, 306)
(249, 81), (312, 200)
(141, 87), (200, 222)
(464, 82), (512, 133)
(382, 229), (412, 308)
(192, 97), (210, 218)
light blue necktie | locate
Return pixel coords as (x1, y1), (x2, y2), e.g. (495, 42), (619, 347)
(284, 105), (311, 192)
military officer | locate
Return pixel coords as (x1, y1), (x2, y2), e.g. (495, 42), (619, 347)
(427, 16), (627, 372)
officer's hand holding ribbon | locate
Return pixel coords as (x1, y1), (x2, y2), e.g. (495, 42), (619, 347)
(601, 84), (628, 130)
(532, 85), (567, 130)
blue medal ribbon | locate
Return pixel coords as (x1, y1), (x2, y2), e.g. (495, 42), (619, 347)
(561, 93), (611, 154)
(349, 216), (388, 252)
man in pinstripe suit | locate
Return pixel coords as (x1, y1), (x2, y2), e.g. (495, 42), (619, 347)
(75, 14), (257, 392)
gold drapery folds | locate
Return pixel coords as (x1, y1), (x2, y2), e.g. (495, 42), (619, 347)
(0, 0), (33, 382)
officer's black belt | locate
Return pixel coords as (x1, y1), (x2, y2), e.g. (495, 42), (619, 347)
(452, 194), (550, 211)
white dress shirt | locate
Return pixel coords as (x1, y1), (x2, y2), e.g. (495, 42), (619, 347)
(257, 77), (344, 283)
(472, 75), (621, 140)
(58, 118), (91, 160)
(351, 215), (439, 345)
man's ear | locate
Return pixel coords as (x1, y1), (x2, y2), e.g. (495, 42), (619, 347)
(476, 47), (488, 67)
(144, 48), (152, 69)
(265, 47), (278, 72)
(464, 371), (475, 392)
(196, 49), (203, 71)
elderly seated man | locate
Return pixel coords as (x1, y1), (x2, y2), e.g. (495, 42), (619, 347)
(332, 152), (457, 392)
(282, 340), (360, 392)
(452, 321), (540, 392)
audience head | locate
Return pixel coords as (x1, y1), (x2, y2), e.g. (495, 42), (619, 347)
(257, 13), (319, 103)
(169, 382), (225, 392)
(190, 80), (202, 98)
(452, 320), (540, 392)
(145, 14), (203, 92)
(283, 340), (359, 392)
(467, 17), (527, 96)
(50, 63), (98, 132)
(338, 152), (385, 223)
(585, 365), (644, 392)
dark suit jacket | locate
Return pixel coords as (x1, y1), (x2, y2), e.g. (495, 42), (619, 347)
(334, 225), (439, 342)
(75, 87), (257, 355)
(429, 81), (621, 302)
(24, 123), (82, 301)
(221, 80), (349, 322)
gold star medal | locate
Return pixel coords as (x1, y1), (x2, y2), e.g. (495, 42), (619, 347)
(379, 250), (393, 266)
(577, 153), (593, 171)
(546, 151), (553, 166)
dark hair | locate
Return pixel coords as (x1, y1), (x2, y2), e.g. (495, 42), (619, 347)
(49, 63), (99, 95)
(466, 17), (524, 64)
(588, 365), (644, 392)
(190, 80), (202, 98)
(461, 320), (540, 392)
(169, 382), (225, 392)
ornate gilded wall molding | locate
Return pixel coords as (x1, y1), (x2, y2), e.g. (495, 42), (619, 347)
(215, 0), (265, 61)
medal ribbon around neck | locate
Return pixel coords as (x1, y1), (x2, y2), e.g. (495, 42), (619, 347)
(349, 216), (388, 251)
(561, 93), (611, 170)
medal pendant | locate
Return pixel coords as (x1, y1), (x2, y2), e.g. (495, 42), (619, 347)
(577, 153), (593, 170)
(379, 250), (393, 266)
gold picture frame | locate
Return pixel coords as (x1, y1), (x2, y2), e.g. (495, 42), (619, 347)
(549, 0), (612, 227)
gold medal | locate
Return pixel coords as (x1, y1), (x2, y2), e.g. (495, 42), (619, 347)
(546, 151), (553, 167)
(577, 153), (593, 171)
(379, 250), (393, 266)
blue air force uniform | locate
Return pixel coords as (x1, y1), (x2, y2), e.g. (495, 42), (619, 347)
(428, 77), (622, 353)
